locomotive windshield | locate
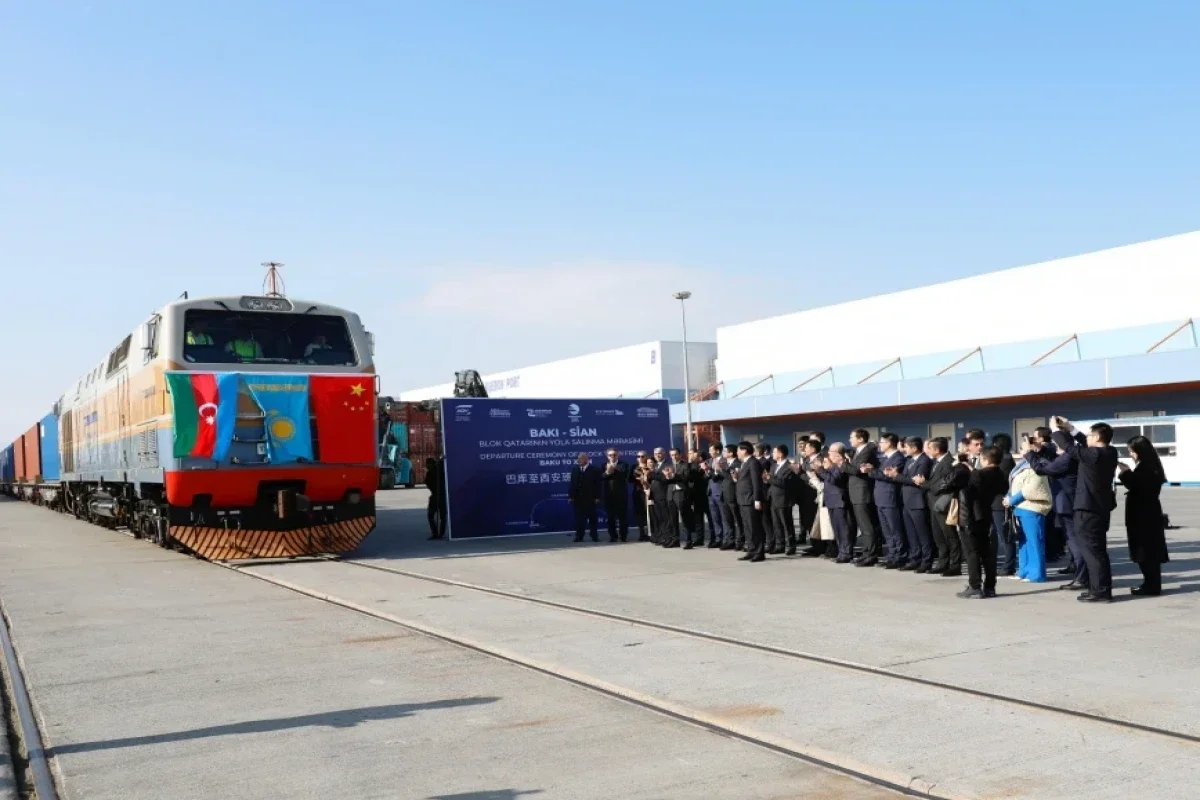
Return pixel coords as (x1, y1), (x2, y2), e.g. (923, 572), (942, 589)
(182, 309), (358, 366)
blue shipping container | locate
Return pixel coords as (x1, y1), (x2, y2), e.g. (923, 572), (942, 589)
(39, 413), (61, 482)
(0, 444), (13, 484)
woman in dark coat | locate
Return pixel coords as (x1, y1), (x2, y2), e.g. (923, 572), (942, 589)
(1116, 436), (1169, 596)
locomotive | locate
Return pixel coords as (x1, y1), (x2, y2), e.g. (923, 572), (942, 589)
(0, 293), (380, 560)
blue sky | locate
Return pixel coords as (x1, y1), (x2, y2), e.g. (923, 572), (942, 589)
(3, 1), (1200, 442)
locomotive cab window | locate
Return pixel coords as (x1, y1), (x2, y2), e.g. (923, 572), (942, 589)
(182, 309), (357, 366)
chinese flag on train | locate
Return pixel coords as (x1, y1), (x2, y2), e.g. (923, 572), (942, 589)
(166, 372), (240, 460)
(309, 376), (376, 463)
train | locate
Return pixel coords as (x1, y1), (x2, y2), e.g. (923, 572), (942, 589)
(0, 293), (381, 560)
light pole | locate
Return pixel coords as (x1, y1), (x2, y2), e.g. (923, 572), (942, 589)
(673, 291), (694, 453)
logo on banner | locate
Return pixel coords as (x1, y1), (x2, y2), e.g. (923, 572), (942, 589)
(637, 406), (659, 418)
(595, 409), (624, 417)
(567, 403), (581, 422)
(455, 404), (473, 422)
(527, 408), (552, 418)
(489, 408), (511, 418)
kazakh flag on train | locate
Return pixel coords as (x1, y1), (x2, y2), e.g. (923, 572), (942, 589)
(166, 372), (239, 460)
(245, 375), (314, 464)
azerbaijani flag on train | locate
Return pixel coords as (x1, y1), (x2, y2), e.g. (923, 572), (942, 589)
(245, 375), (314, 464)
(166, 372), (240, 460)
(310, 375), (376, 463)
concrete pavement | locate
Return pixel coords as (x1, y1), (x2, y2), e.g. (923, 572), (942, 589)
(0, 498), (902, 800)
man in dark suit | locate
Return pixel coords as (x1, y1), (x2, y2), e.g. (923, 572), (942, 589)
(1026, 430), (1085, 589)
(847, 429), (881, 565)
(568, 452), (602, 543)
(683, 450), (709, 548)
(767, 444), (797, 556)
(752, 444), (775, 551)
(812, 443), (854, 562)
(705, 445), (727, 549)
(867, 433), (906, 568)
(889, 436), (933, 570)
(600, 447), (631, 542)
(1052, 417), (1119, 603)
(720, 445), (744, 550)
(923, 437), (962, 575)
(735, 441), (767, 562)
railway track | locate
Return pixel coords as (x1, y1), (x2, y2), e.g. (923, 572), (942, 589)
(0, 594), (60, 800)
(324, 557), (1200, 747)
(222, 560), (942, 799)
(219, 555), (1200, 800)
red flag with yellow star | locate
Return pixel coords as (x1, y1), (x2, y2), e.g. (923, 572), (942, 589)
(310, 376), (376, 463)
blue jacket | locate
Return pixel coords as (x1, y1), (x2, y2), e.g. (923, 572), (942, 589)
(814, 464), (849, 509)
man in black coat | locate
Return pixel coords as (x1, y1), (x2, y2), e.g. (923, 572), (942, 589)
(600, 447), (631, 542)
(568, 452), (602, 542)
(648, 448), (672, 545)
(704, 445), (728, 549)
(956, 447), (1009, 599)
(990, 433), (1018, 576)
(1026, 431), (1085, 589)
(734, 441), (767, 562)
(1052, 417), (1119, 603)
(767, 444), (797, 556)
(923, 438), (962, 575)
(720, 445), (744, 550)
(847, 429), (881, 565)
(812, 444), (854, 562)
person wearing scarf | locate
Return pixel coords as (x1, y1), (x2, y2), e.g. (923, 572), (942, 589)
(1004, 454), (1053, 582)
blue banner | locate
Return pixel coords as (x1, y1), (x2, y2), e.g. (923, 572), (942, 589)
(440, 398), (671, 539)
(245, 375), (314, 464)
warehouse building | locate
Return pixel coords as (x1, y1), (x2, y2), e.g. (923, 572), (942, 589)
(670, 231), (1200, 462)
(400, 340), (717, 404)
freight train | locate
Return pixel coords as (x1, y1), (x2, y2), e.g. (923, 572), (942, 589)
(0, 293), (380, 560)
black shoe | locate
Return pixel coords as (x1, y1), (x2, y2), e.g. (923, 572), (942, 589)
(899, 563), (918, 572)
(1078, 593), (1112, 603)
(1131, 586), (1161, 597)
(720, 543), (735, 551)
(665, 541), (680, 548)
(707, 541), (720, 549)
(982, 588), (997, 598)
(875, 560), (890, 567)
(591, 536), (599, 543)
(1055, 566), (1074, 576)
(956, 586), (983, 599)
(785, 546), (797, 556)
(620, 537), (628, 542)
(941, 568), (963, 577)
(609, 537), (619, 543)
(884, 561), (902, 570)
(856, 558), (877, 568)
(1060, 582), (1086, 591)
(835, 556), (853, 564)
(799, 548), (821, 557)
(930, 561), (947, 573)
(683, 542), (694, 550)
(915, 564), (930, 574)
(737, 553), (753, 561)
(749, 554), (766, 563)
(573, 536), (584, 542)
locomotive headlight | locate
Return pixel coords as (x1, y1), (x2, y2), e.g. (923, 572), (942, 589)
(347, 491), (362, 505)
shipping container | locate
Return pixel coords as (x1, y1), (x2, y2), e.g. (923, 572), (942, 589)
(407, 422), (443, 485)
(21, 424), (41, 482)
(13, 437), (25, 484)
(0, 443), (14, 485)
(383, 400), (437, 427)
(39, 413), (61, 482)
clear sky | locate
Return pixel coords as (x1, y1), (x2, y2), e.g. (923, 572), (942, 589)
(3, 1), (1199, 442)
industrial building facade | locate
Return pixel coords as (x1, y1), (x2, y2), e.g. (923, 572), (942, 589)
(399, 340), (717, 404)
(669, 231), (1200, 479)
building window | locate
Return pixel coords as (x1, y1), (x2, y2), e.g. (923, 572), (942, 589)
(1014, 417), (1046, 442)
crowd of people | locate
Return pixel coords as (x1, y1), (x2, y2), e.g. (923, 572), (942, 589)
(566, 416), (1172, 603)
